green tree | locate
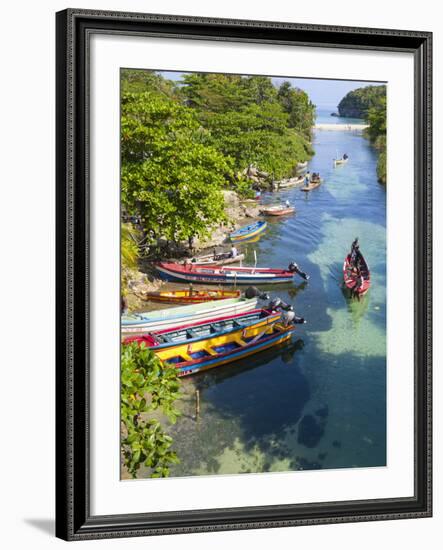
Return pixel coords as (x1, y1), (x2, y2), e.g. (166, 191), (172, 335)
(121, 342), (181, 478)
(121, 90), (232, 247)
(338, 85), (386, 118)
(365, 96), (387, 184)
(277, 81), (316, 139)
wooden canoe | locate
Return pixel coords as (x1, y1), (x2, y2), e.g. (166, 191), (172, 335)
(300, 179), (322, 192)
(277, 176), (304, 188)
(124, 308), (281, 351)
(343, 252), (371, 297)
(155, 321), (295, 376)
(121, 296), (259, 334)
(229, 220), (267, 243)
(260, 205), (295, 216)
(143, 288), (240, 304)
(190, 252), (245, 266)
(333, 158), (348, 166)
(155, 262), (296, 285)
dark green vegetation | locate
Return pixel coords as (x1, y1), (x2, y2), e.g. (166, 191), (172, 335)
(121, 343), (181, 478)
(338, 85), (386, 184)
(121, 69), (315, 251)
(337, 85), (386, 118)
(366, 94), (387, 184)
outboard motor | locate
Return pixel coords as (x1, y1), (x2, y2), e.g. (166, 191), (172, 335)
(268, 296), (284, 310)
(288, 262), (310, 281)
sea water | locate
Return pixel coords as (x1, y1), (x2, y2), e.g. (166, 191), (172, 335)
(160, 121), (386, 477)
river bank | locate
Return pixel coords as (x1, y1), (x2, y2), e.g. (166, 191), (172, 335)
(124, 189), (262, 310)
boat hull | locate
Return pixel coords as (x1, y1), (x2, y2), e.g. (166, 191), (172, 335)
(343, 253), (371, 296)
(260, 206), (295, 216)
(144, 288), (240, 304)
(156, 263), (294, 285)
(124, 309), (281, 351)
(300, 179), (322, 192)
(155, 323), (294, 376)
(230, 221), (267, 242)
(121, 297), (259, 333)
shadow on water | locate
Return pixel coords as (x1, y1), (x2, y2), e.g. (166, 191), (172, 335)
(161, 126), (387, 478)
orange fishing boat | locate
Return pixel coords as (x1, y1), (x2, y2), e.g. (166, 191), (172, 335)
(143, 288), (241, 304)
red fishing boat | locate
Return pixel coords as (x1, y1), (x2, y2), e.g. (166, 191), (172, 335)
(343, 252), (371, 297)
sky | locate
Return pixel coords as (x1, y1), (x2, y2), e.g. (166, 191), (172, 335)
(159, 70), (384, 110)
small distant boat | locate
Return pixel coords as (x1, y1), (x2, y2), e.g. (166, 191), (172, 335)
(333, 158), (348, 166)
(121, 296), (259, 334)
(300, 179), (322, 192)
(124, 308), (281, 351)
(155, 321), (295, 376)
(190, 252), (245, 266)
(156, 262), (299, 285)
(333, 154), (349, 166)
(230, 220), (267, 242)
(260, 205), (295, 216)
(143, 288), (240, 304)
(277, 176), (304, 189)
(343, 252), (371, 297)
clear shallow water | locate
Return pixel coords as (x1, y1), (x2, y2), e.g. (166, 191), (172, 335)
(315, 106), (364, 125)
(164, 127), (386, 478)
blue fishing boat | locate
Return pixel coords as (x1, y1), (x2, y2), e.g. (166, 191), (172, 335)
(230, 220), (267, 242)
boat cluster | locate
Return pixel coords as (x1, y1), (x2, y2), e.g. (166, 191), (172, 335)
(122, 223), (311, 376)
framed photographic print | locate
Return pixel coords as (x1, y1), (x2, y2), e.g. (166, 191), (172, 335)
(55, 9), (432, 541)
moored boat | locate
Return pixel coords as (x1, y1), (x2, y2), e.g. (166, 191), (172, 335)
(142, 288), (240, 304)
(189, 252), (245, 266)
(124, 308), (281, 351)
(276, 176), (304, 188)
(155, 262), (305, 285)
(300, 179), (322, 192)
(260, 205), (295, 216)
(121, 296), (259, 334)
(230, 220), (267, 242)
(343, 251), (371, 297)
(333, 158), (348, 165)
(155, 321), (295, 376)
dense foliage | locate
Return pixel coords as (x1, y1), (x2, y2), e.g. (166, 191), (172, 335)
(338, 84), (387, 184)
(338, 85), (386, 118)
(121, 70), (315, 248)
(366, 94), (387, 184)
(121, 223), (139, 295)
(121, 342), (181, 478)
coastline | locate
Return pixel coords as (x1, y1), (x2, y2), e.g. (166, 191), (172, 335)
(314, 123), (368, 131)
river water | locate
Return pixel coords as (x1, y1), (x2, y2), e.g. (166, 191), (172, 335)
(165, 118), (387, 477)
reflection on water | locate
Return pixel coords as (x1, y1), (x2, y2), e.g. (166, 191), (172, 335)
(162, 124), (387, 478)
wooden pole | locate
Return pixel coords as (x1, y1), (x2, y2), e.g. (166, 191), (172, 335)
(195, 389), (200, 418)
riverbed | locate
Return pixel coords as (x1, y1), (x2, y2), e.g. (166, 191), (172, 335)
(150, 119), (387, 478)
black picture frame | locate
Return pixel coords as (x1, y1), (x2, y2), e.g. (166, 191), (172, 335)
(55, 8), (432, 541)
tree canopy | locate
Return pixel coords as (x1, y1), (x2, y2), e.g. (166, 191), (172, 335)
(338, 85), (386, 118)
(121, 69), (315, 247)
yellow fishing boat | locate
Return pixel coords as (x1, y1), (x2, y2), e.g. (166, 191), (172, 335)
(154, 320), (294, 376)
(143, 288), (240, 304)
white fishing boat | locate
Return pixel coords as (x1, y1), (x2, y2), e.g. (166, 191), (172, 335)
(121, 296), (260, 334)
(190, 252), (245, 265)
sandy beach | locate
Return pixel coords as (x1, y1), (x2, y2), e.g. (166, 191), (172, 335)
(314, 123), (369, 131)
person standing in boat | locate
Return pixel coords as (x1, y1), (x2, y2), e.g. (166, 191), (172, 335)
(304, 171), (311, 187)
(350, 237), (360, 265)
(230, 244), (238, 258)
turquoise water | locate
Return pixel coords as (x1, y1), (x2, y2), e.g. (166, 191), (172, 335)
(316, 106), (364, 125)
(166, 126), (386, 477)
